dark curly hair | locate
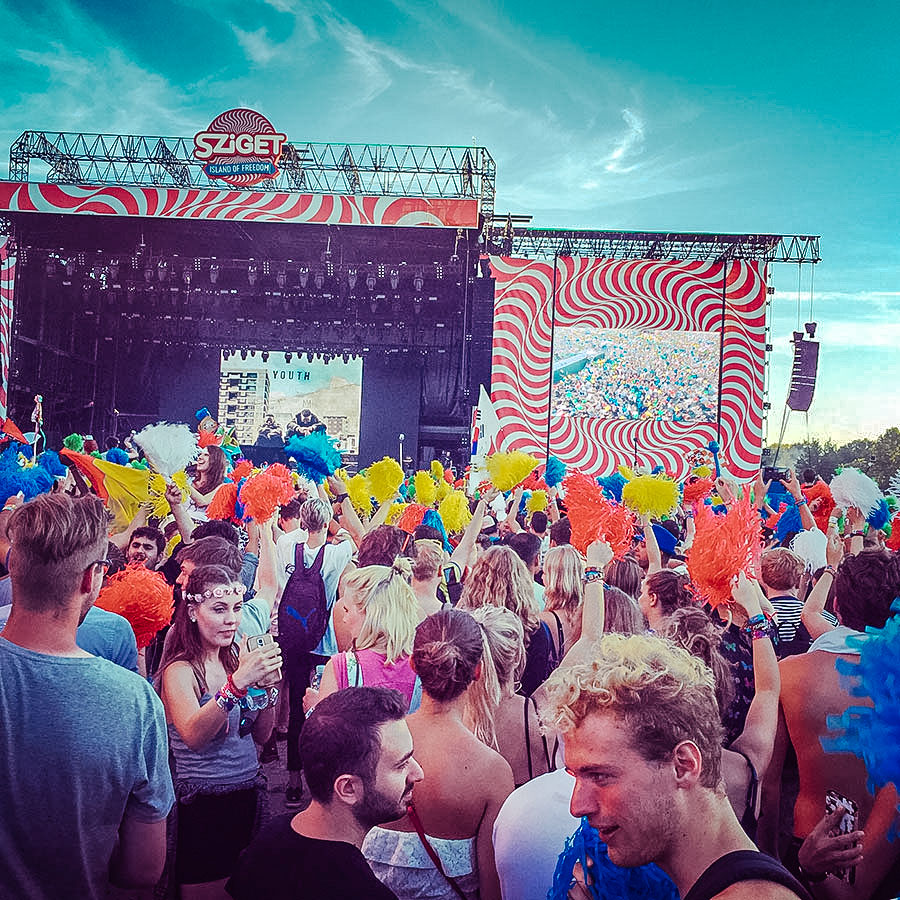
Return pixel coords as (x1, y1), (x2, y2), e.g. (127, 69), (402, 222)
(834, 550), (900, 632)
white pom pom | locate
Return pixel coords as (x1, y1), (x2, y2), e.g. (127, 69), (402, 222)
(889, 468), (900, 498)
(790, 528), (827, 572)
(830, 468), (883, 516)
(134, 423), (198, 479)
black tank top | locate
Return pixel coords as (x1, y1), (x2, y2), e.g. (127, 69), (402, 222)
(683, 851), (812, 900)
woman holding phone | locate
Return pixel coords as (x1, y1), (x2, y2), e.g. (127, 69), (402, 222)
(158, 563), (282, 899)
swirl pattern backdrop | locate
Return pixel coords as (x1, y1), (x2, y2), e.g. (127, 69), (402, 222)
(488, 255), (767, 481)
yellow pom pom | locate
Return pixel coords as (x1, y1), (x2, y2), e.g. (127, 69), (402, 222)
(485, 451), (539, 493)
(430, 459), (444, 481)
(693, 464), (712, 478)
(435, 478), (452, 502)
(617, 465), (637, 481)
(414, 471), (437, 507)
(621, 474), (680, 518)
(439, 491), (472, 534)
(165, 532), (182, 559)
(366, 457), (405, 504)
(526, 490), (548, 513)
(386, 502), (407, 525)
(148, 471), (188, 520)
(346, 473), (373, 517)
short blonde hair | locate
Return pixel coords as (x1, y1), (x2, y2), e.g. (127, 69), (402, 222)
(411, 539), (443, 582)
(542, 632), (723, 789)
(459, 545), (539, 635)
(543, 545), (584, 614)
(761, 547), (803, 591)
(342, 560), (420, 662)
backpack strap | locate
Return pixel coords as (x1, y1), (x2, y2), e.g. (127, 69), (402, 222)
(524, 695), (552, 782)
(550, 610), (565, 659)
(346, 649), (362, 687)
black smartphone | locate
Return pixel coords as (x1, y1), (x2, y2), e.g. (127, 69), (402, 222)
(762, 466), (790, 483)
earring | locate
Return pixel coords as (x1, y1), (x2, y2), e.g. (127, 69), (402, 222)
(190, 615), (196, 623)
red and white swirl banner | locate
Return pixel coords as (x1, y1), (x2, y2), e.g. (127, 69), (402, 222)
(488, 256), (767, 481)
(0, 237), (15, 420)
(0, 182), (478, 228)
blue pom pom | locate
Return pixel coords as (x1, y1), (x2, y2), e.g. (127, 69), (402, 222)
(37, 450), (67, 477)
(421, 509), (451, 551)
(0, 447), (54, 501)
(549, 819), (678, 900)
(597, 472), (627, 503)
(775, 501), (803, 542)
(104, 447), (130, 466)
(867, 498), (891, 531)
(545, 456), (566, 488)
(283, 431), (342, 484)
(19, 444), (33, 460)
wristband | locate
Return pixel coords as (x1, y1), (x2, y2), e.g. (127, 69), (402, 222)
(823, 565), (837, 577)
(583, 568), (604, 585)
(794, 496), (808, 506)
(214, 689), (235, 712)
(797, 861), (827, 885)
(226, 674), (248, 697)
(848, 530), (864, 539)
(335, 493), (349, 503)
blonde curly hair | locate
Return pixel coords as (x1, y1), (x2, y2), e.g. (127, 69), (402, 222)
(458, 545), (539, 635)
(542, 632), (723, 789)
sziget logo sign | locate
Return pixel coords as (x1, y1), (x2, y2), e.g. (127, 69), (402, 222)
(194, 109), (288, 188)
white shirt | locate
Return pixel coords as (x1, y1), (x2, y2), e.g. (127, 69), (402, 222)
(275, 531), (354, 656)
(493, 768), (578, 900)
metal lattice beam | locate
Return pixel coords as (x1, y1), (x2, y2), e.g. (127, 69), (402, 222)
(491, 228), (820, 264)
(9, 131), (496, 216)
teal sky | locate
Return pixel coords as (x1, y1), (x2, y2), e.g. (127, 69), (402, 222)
(2, 0), (897, 443)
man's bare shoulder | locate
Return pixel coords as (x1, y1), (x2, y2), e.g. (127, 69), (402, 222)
(713, 880), (805, 900)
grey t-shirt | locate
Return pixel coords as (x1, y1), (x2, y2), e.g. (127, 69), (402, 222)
(0, 636), (174, 900)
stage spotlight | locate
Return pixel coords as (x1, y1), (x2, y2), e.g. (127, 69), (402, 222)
(261, 351), (269, 362)
(248, 263), (258, 286)
(348, 269), (358, 290)
(285, 352), (292, 363)
(323, 354), (331, 364)
(390, 269), (400, 290)
(805, 321), (817, 339)
(249, 350), (256, 358)
(157, 260), (168, 282)
(240, 349), (248, 360)
(314, 271), (325, 290)
(223, 349), (231, 360)
(299, 267), (309, 289)
(366, 272), (376, 291)
(413, 273), (424, 292)
(210, 263), (219, 284)
(792, 330), (805, 343)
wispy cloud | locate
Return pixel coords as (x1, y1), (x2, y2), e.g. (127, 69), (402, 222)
(604, 109), (646, 173)
(231, 26), (280, 66)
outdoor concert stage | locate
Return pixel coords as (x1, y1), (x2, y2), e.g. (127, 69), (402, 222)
(0, 117), (820, 476)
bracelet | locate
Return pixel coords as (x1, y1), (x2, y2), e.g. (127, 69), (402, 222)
(214, 689), (235, 712)
(583, 568), (604, 585)
(823, 565), (837, 577)
(741, 613), (772, 641)
(335, 493), (349, 503)
(797, 861), (827, 885)
(795, 496), (808, 506)
(226, 674), (248, 698)
(848, 530), (864, 539)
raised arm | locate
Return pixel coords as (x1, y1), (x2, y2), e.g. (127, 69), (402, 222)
(450, 489), (496, 571)
(326, 474), (366, 546)
(366, 493), (397, 533)
(643, 514), (663, 575)
(109, 505), (149, 551)
(801, 528), (841, 639)
(502, 486), (525, 534)
(782, 469), (817, 532)
(165, 483), (195, 546)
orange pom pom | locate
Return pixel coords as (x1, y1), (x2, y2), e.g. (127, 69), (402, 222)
(206, 481), (238, 521)
(239, 467), (294, 522)
(687, 497), (761, 609)
(802, 481), (835, 534)
(682, 477), (715, 504)
(96, 565), (174, 649)
(562, 472), (635, 558)
(521, 471), (549, 493)
(197, 431), (223, 448)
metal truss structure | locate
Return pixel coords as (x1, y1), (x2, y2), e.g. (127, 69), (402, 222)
(489, 227), (821, 264)
(9, 131), (496, 223)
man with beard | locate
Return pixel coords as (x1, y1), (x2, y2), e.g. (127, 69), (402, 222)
(125, 526), (165, 570)
(227, 687), (423, 899)
(544, 633), (810, 900)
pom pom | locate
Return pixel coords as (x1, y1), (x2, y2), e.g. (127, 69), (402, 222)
(346, 473), (373, 517)
(165, 532), (181, 559)
(687, 497), (761, 609)
(438, 491), (472, 534)
(95, 566), (174, 649)
(485, 450), (539, 492)
(549, 818), (678, 900)
(597, 472), (628, 503)
(397, 503), (429, 534)
(197, 430), (223, 448)
(867, 498), (891, 531)
(521, 471), (549, 493)
(544, 456), (566, 489)
(831, 468), (883, 517)
(386, 502), (407, 525)
(104, 447), (129, 466)
(134, 423), (198, 479)
(824, 601), (900, 815)
(430, 459), (444, 481)
(206, 481), (239, 521)
(621, 474), (680, 518)
(889, 469), (900, 498)
(63, 433), (84, 453)
(229, 459), (254, 483)
(366, 457), (405, 504)
(421, 509), (450, 549)
(37, 450), (67, 477)
(239, 466), (294, 522)
(283, 431), (342, 484)
(563, 472), (635, 557)
(0, 447), (54, 501)
(773, 501), (803, 543)
(414, 471), (437, 507)
(148, 471), (189, 519)
(444, 467), (454, 484)
(802, 480), (835, 533)
(526, 489), (548, 513)
(435, 478), (452, 502)
(683, 477), (715, 504)
(887, 513), (900, 552)
(790, 528), (828, 572)
(693, 464), (713, 478)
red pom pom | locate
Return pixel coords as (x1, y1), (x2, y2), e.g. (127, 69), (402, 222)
(229, 459), (254, 482)
(239, 468), (295, 522)
(207, 481), (238, 521)
(96, 565), (174, 649)
(886, 512), (900, 551)
(682, 477), (715, 505)
(687, 497), (761, 609)
(562, 472), (635, 557)
(802, 481), (835, 533)
(397, 503), (429, 534)
(197, 430), (223, 448)
(521, 471), (549, 493)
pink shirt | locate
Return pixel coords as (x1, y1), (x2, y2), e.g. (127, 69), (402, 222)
(333, 648), (419, 709)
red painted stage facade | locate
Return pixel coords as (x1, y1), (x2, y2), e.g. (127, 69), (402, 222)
(488, 255), (767, 481)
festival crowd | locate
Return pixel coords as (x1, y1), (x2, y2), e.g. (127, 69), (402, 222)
(1, 423), (899, 900)
(552, 329), (718, 422)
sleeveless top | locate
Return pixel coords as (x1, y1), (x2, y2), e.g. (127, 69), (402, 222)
(683, 850), (812, 900)
(333, 648), (421, 712)
(168, 692), (259, 787)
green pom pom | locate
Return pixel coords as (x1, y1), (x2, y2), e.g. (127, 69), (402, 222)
(63, 433), (84, 453)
